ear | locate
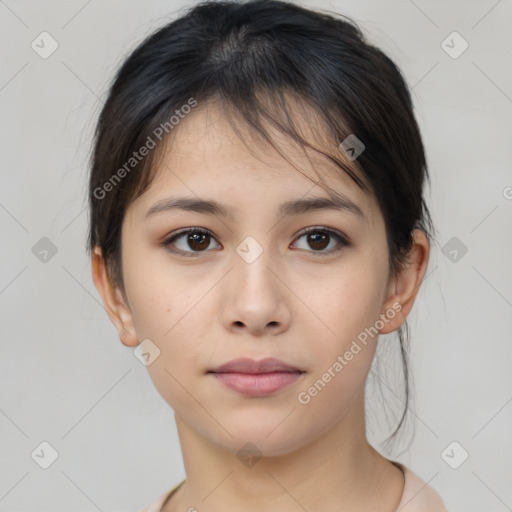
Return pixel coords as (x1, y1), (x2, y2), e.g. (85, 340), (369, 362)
(91, 246), (139, 347)
(379, 229), (430, 334)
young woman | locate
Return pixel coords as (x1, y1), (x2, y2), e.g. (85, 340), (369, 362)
(88, 1), (448, 510)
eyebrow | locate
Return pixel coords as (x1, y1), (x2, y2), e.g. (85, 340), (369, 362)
(145, 194), (364, 219)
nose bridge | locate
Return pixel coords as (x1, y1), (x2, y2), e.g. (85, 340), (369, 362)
(222, 233), (290, 334)
(234, 234), (279, 299)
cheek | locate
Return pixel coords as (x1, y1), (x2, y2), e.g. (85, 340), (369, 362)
(123, 257), (210, 408)
(123, 239), (193, 333)
(122, 247), (213, 366)
(293, 266), (385, 420)
(306, 258), (388, 355)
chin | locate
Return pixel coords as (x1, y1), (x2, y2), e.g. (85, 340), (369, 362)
(211, 426), (312, 460)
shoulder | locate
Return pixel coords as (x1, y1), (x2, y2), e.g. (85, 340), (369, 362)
(138, 489), (171, 512)
(393, 462), (449, 512)
(139, 470), (449, 512)
(138, 480), (184, 512)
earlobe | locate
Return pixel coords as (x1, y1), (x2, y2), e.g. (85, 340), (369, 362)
(379, 229), (430, 335)
(91, 246), (139, 347)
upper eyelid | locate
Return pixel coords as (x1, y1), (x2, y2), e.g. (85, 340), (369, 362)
(163, 227), (220, 248)
(163, 226), (349, 251)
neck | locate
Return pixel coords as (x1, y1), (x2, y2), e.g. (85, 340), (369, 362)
(168, 394), (404, 512)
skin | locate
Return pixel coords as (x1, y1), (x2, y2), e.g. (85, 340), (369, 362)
(92, 100), (429, 512)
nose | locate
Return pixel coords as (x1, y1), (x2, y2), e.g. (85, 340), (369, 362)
(220, 245), (292, 337)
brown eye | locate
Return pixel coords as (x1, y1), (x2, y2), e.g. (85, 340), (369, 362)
(306, 232), (329, 251)
(186, 232), (210, 251)
(292, 227), (349, 254)
(162, 228), (221, 256)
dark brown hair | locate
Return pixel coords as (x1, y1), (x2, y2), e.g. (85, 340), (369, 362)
(87, 0), (434, 447)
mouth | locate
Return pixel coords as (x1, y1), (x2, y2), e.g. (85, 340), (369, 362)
(207, 357), (305, 396)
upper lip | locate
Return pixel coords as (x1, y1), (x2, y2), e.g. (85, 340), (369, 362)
(208, 357), (303, 374)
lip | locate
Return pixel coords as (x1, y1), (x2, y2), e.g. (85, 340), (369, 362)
(208, 357), (305, 397)
(209, 357), (302, 374)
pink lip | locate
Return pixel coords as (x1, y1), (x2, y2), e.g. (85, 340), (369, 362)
(208, 357), (305, 397)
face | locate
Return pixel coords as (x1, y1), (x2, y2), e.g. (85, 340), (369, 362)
(115, 101), (398, 456)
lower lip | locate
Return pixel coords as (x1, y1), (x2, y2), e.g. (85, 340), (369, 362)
(210, 371), (304, 396)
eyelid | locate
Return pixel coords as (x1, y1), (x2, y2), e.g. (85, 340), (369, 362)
(291, 225), (350, 255)
(161, 225), (350, 256)
(161, 227), (221, 257)
(293, 225), (350, 245)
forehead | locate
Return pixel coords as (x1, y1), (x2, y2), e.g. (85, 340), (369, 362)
(132, 98), (380, 227)
(167, 97), (353, 169)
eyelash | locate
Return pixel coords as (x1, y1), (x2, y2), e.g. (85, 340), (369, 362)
(160, 226), (350, 257)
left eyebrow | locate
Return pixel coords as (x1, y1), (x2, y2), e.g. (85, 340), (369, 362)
(279, 195), (364, 218)
(144, 194), (364, 219)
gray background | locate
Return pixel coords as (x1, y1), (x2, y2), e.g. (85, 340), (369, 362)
(0, 1), (511, 511)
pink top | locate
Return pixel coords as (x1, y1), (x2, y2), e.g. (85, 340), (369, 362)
(139, 462), (448, 512)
